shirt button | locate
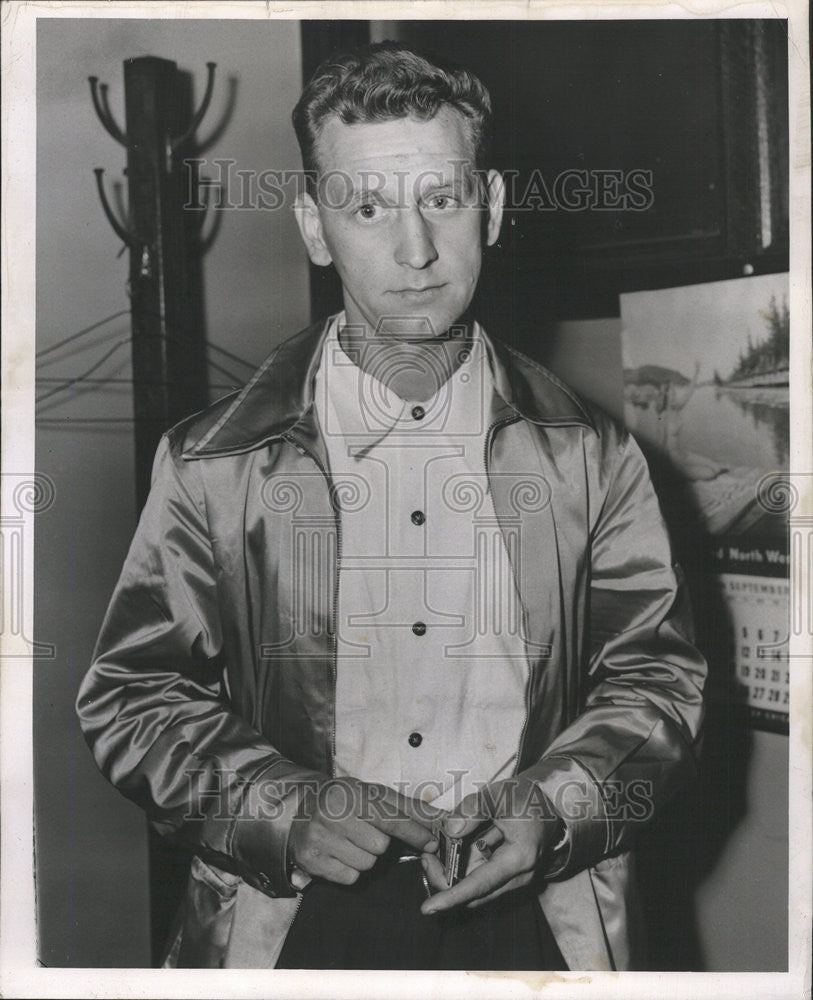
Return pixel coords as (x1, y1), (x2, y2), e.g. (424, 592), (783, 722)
(411, 405), (425, 421)
(412, 621), (427, 636)
(411, 510), (425, 525)
(408, 732), (423, 748)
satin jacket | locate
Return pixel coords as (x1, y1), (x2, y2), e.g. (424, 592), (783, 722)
(76, 316), (707, 970)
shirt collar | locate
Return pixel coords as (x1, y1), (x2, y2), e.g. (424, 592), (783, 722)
(315, 312), (494, 460)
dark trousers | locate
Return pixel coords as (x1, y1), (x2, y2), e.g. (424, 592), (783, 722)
(276, 857), (567, 971)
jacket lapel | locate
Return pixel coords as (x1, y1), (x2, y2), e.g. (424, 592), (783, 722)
(182, 316), (595, 461)
(184, 318), (331, 459)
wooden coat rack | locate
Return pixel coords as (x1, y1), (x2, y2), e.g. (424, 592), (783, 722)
(91, 55), (217, 509)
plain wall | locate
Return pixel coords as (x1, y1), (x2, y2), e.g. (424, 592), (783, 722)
(34, 19), (309, 967)
(542, 318), (625, 420)
(693, 729), (789, 971)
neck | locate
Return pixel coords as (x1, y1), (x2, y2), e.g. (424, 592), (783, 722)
(338, 316), (475, 402)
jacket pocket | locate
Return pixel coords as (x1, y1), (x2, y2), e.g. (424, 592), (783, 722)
(172, 856), (242, 968)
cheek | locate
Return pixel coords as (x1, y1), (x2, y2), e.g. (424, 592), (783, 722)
(449, 243), (482, 293)
(323, 227), (380, 284)
(442, 218), (483, 278)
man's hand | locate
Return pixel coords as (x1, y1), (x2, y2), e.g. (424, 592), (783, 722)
(288, 778), (441, 886)
(419, 774), (563, 914)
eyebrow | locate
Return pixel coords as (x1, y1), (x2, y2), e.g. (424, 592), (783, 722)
(418, 165), (480, 197)
(345, 187), (392, 209)
(341, 170), (478, 208)
(419, 178), (468, 197)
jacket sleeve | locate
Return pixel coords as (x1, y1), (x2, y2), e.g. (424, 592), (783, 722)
(524, 423), (707, 878)
(75, 434), (324, 898)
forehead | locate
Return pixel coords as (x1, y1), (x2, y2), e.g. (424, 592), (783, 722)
(314, 106), (476, 179)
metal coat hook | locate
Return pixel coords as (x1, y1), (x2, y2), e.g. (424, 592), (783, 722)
(170, 62), (217, 152)
(91, 59), (224, 260)
(112, 177), (131, 237)
(88, 76), (129, 147)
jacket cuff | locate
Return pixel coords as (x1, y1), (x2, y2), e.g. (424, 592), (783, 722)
(520, 754), (609, 878)
(229, 768), (322, 898)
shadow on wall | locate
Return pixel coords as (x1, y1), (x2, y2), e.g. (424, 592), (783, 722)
(632, 448), (752, 971)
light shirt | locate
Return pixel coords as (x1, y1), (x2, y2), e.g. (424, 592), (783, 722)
(312, 314), (530, 811)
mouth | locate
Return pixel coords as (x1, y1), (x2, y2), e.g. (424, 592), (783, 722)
(390, 284), (447, 300)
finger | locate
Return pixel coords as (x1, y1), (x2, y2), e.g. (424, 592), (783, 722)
(326, 835), (378, 873)
(420, 846), (522, 915)
(367, 806), (440, 852)
(420, 851), (450, 894)
(465, 871), (532, 908)
(339, 816), (391, 856)
(289, 867), (312, 891)
(378, 785), (445, 827)
(383, 816), (440, 853)
(473, 824), (504, 860)
(311, 855), (361, 886)
(366, 785), (443, 849)
(442, 790), (489, 838)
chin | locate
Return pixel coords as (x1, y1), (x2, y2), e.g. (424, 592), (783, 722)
(374, 314), (444, 340)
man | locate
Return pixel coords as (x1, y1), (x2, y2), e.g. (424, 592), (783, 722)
(76, 41), (706, 970)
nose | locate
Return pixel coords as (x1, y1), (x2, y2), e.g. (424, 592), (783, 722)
(394, 208), (438, 269)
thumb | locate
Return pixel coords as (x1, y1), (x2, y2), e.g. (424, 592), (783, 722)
(442, 791), (484, 838)
(443, 815), (476, 838)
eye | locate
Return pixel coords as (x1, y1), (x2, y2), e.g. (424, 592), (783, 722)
(355, 202), (379, 220)
(425, 193), (457, 210)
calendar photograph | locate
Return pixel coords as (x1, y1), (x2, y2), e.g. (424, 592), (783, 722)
(621, 276), (791, 734)
(620, 273), (789, 538)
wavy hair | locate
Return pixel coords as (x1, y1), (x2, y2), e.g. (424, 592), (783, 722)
(292, 41), (493, 192)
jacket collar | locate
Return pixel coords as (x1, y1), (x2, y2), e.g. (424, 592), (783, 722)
(183, 315), (595, 459)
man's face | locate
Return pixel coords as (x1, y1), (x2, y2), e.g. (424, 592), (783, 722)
(295, 107), (504, 340)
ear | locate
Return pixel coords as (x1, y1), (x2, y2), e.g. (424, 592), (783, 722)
(484, 169), (506, 247)
(293, 192), (333, 266)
